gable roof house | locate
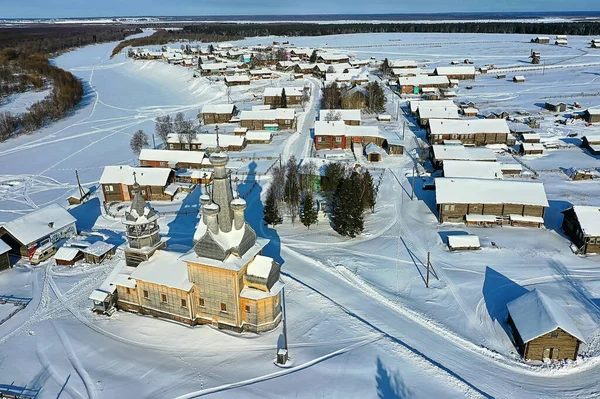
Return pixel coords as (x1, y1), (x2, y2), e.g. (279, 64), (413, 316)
(100, 166), (176, 203)
(431, 144), (497, 168)
(200, 104), (237, 124)
(240, 108), (296, 130)
(507, 289), (585, 361)
(263, 87), (304, 107)
(166, 133), (246, 152)
(317, 53), (350, 64)
(561, 206), (600, 254)
(0, 204), (77, 259)
(427, 119), (510, 146)
(139, 149), (209, 170)
(319, 109), (362, 125)
(398, 76), (450, 94)
(417, 105), (460, 127)
(434, 66), (476, 80)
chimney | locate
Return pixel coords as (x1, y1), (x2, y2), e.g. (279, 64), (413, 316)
(48, 222), (54, 228)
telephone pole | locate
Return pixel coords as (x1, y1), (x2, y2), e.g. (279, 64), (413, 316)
(411, 165), (415, 200)
(426, 252), (431, 288)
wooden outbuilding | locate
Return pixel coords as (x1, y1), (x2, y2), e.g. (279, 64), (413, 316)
(66, 187), (91, 205)
(139, 149), (209, 169)
(584, 109), (600, 123)
(0, 239), (11, 272)
(545, 102), (567, 113)
(581, 135), (600, 155)
(224, 75), (250, 86)
(54, 246), (83, 266)
(519, 143), (544, 155)
(433, 66), (476, 80)
(200, 104), (236, 124)
(513, 76), (526, 83)
(447, 235), (480, 251)
(561, 206), (600, 254)
(398, 76), (450, 94)
(365, 143), (383, 162)
(82, 241), (116, 264)
(507, 289), (585, 361)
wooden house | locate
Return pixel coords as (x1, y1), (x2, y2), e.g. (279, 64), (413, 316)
(82, 241), (116, 264)
(317, 54), (350, 64)
(561, 206), (600, 254)
(166, 133), (246, 152)
(0, 204), (77, 260)
(520, 133), (541, 143)
(263, 86), (303, 107)
(443, 160), (503, 180)
(240, 108), (296, 130)
(398, 76), (450, 94)
(410, 100), (456, 115)
(365, 143), (383, 162)
(533, 36), (551, 44)
(435, 178), (548, 226)
(431, 145), (497, 168)
(0, 239), (11, 271)
(245, 131), (273, 144)
(249, 68), (273, 79)
(200, 104), (236, 124)
(100, 166), (176, 203)
(513, 76), (526, 83)
(520, 143), (544, 155)
(584, 109), (600, 123)
(545, 102), (567, 113)
(507, 289), (585, 361)
(54, 246), (83, 266)
(319, 109), (361, 125)
(417, 106), (460, 127)
(390, 60), (418, 69)
(294, 63), (317, 75)
(224, 75), (250, 86)
(433, 66), (476, 80)
(342, 87), (368, 109)
(462, 107), (478, 117)
(581, 135), (600, 155)
(139, 149), (209, 169)
(427, 119), (510, 146)
(314, 120), (348, 150)
(382, 137), (404, 155)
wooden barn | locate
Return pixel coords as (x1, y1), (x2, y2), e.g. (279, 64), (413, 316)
(427, 119), (510, 146)
(398, 76), (450, 94)
(240, 109), (295, 130)
(364, 143), (383, 162)
(200, 104), (236, 124)
(383, 137), (404, 155)
(224, 75), (250, 86)
(507, 289), (585, 361)
(435, 178), (548, 226)
(533, 36), (551, 44)
(54, 246), (83, 266)
(263, 87), (303, 107)
(100, 166), (176, 203)
(519, 143), (544, 155)
(581, 135), (600, 155)
(545, 102), (567, 113)
(433, 66), (476, 80)
(447, 235), (480, 251)
(513, 76), (526, 83)
(139, 149), (209, 169)
(82, 241), (116, 264)
(0, 239), (11, 271)
(0, 204), (77, 260)
(584, 109), (600, 123)
(245, 131), (273, 144)
(561, 206), (600, 254)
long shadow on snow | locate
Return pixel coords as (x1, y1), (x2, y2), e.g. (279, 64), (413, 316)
(482, 267), (528, 339)
(165, 185), (201, 251)
(281, 271), (493, 398)
(545, 199), (572, 238)
(238, 161), (283, 265)
(376, 357), (413, 399)
(68, 197), (102, 231)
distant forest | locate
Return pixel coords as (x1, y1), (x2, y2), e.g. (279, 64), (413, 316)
(0, 25), (141, 142)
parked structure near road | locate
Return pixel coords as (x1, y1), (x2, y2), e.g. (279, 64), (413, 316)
(200, 104), (236, 124)
(561, 206), (600, 254)
(507, 289), (585, 361)
(100, 166), (176, 202)
(435, 178), (548, 226)
(0, 204), (77, 260)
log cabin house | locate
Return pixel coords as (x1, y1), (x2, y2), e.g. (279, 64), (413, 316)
(398, 76), (450, 94)
(166, 133), (246, 152)
(390, 60), (419, 69)
(224, 75), (250, 86)
(239, 108), (296, 130)
(100, 166), (176, 203)
(430, 144), (497, 168)
(263, 86), (304, 107)
(317, 53), (350, 64)
(391, 68), (424, 77)
(314, 121), (386, 151)
(427, 119), (510, 146)
(435, 178), (548, 226)
(433, 66), (476, 80)
(294, 63), (317, 75)
(507, 289), (585, 361)
(0, 239), (11, 271)
(324, 71), (369, 86)
(200, 104), (236, 124)
(581, 135), (600, 155)
(199, 62), (241, 76)
(245, 131), (273, 144)
(417, 106), (460, 127)
(0, 204), (77, 260)
(249, 68), (273, 79)
(81, 241), (115, 264)
(520, 143), (544, 155)
(561, 206), (600, 254)
(533, 36), (551, 44)
(139, 149), (209, 169)
(319, 109), (361, 125)
(365, 143), (383, 162)
(409, 100), (456, 115)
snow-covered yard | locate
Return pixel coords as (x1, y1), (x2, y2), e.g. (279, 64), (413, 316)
(1, 31), (600, 398)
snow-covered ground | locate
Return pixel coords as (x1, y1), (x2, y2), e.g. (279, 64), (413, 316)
(2, 32), (600, 398)
(0, 88), (52, 114)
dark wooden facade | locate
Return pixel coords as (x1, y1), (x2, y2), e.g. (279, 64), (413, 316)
(201, 109), (236, 124)
(428, 132), (508, 146)
(102, 181), (174, 203)
(508, 316), (581, 361)
(584, 110), (600, 123)
(0, 252), (10, 272)
(264, 94), (302, 107)
(438, 203), (545, 224)
(561, 207), (600, 254)
(581, 136), (600, 155)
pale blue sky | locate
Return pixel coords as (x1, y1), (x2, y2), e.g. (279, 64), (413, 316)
(2, 0), (599, 19)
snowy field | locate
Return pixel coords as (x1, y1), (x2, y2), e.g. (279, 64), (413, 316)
(1, 32), (600, 398)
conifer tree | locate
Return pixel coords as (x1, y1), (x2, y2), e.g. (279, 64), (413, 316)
(309, 49), (318, 63)
(300, 192), (318, 229)
(362, 170), (376, 213)
(263, 186), (282, 227)
(331, 172), (364, 238)
(281, 88), (287, 108)
(284, 155), (300, 224)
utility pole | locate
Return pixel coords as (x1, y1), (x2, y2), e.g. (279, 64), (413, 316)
(75, 170), (84, 199)
(402, 122), (406, 140)
(152, 133), (156, 149)
(411, 165), (415, 200)
(426, 252), (430, 288)
(277, 287), (289, 365)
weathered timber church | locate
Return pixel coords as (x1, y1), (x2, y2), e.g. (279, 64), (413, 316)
(92, 149), (283, 333)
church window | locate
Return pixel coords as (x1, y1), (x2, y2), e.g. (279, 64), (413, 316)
(181, 298), (187, 308)
(245, 305), (251, 313)
(161, 293), (167, 303)
(199, 298), (205, 307)
(220, 303), (227, 312)
(143, 290), (149, 299)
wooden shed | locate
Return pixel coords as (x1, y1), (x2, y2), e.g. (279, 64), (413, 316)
(507, 289), (585, 361)
(364, 143), (383, 162)
(81, 241), (116, 264)
(545, 102), (567, 113)
(447, 235), (480, 251)
(584, 109), (600, 123)
(561, 206), (600, 254)
(513, 76), (526, 83)
(581, 135), (600, 155)
(519, 143), (544, 155)
(0, 239), (11, 272)
(54, 246), (83, 266)
(200, 104), (236, 124)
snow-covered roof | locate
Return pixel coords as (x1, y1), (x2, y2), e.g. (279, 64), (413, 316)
(315, 63), (354, 73)
(521, 143), (544, 152)
(100, 165), (171, 186)
(81, 241), (114, 257)
(509, 214), (544, 224)
(245, 131), (272, 141)
(443, 160), (503, 180)
(410, 100), (456, 114)
(240, 280), (284, 300)
(399, 76), (450, 86)
(432, 145), (497, 162)
(319, 109), (361, 122)
(112, 273), (137, 288)
(392, 68), (424, 76)
(249, 68), (273, 75)
(0, 238), (10, 255)
(585, 109), (600, 116)
(130, 250), (194, 291)
(246, 255), (274, 279)
(200, 62), (240, 70)
(435, 178), (549, 207)
(499, 163), (523, 172)
(521, 133), (541, 141)
(325, 71), (368, 84)
(0, 204), (76, 245)
(201, 104), (235, 114)
(583, 134), (600, 143)
(314, 120), (347, 136)
(434, 66), (476, 76)
(390, 60), (418, 68)
(139, 149), (206, 164)
(346, 126), (384, 138)
(225, 75), (250, 83)
(89, 289), (112, 302)
(54, 246), (80, 261)
(239, 108), (295, 121)
(365, 142), (383, 155)
(507, 289), (586, 343)
(570, 206), (600, 237)
(418, 106), (460, 120)
(181, 237), (269, 272)
(447, 235), (480, 248)
(251, 105), (272, 111)
(429, 119), (510, 135)
(264, 87), (303, 97)
(166, 133), (245, 148)
(318, 53), (349, 61)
